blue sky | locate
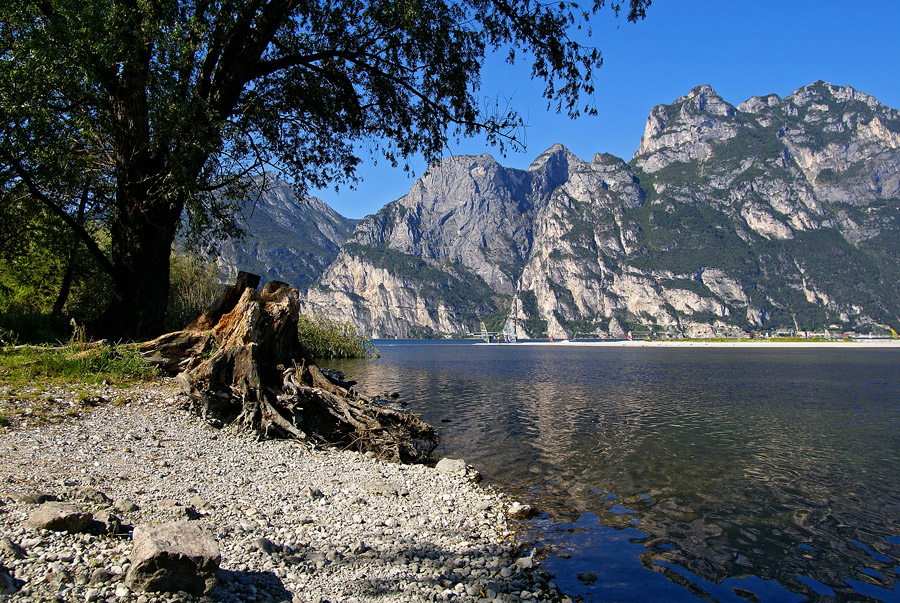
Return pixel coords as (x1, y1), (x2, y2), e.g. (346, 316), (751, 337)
(312, 0), (900, 219)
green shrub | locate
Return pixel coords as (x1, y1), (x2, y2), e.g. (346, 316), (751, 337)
(297, 314), (379, 359)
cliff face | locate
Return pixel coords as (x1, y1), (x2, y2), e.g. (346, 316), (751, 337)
(302, 82), (900, 338)
(215, 176), (357, 289)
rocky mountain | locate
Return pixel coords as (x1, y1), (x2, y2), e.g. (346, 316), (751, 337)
(215, 176), (357, 288)
(302, 82), (900, 338)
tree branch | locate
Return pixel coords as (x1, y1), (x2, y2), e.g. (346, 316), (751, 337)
(0, 148), (116, 278)
(249, 49), (365, 81)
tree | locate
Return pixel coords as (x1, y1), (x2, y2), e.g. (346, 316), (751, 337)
(0, 0), (650, 339)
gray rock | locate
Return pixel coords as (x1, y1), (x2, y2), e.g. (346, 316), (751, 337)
(434, 458), (482, 482)
(359, 480), (399, 497)
(252, 537), (279, 555)
(1, 563), (21, 595)
(113, 499), (140, 513)
(514, 555), (534, 570)
(0, 537), (27, 559)
(69, 486), (111, 505)
(351, 540), (368, 555)
(187, 495), (213, 514)
(4, 491), (57, 505)
(577, 571), (598, 585)
(125, 522), (220, 595)
(25, 502), (93, 533)
(156, 499), (200, 520)
(300, 485), (324, 500)
(506, 502), (536, 520)
(94, 509), (125, 534)
(89, 567), (115, 585)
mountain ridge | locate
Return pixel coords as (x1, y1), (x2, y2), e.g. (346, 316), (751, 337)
(292, 81), (900, 337)
(213, 175), (358, 289)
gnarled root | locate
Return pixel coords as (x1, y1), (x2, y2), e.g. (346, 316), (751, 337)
(143, 274), (437, 463)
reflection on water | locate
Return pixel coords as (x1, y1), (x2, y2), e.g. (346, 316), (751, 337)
(326, 342), (900, 601)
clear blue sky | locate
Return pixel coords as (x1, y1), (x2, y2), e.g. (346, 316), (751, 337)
(312, 0), (900, 219)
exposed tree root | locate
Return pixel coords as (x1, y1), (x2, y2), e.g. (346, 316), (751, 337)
(141, 272), (437, 463)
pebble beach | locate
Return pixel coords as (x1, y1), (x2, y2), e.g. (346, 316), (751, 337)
(0, 381), (565, 603)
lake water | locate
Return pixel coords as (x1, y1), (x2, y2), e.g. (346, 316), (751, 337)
(325, 341), (900, 602)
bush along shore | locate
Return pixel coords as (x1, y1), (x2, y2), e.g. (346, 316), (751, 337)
(0, 380), (567, 603)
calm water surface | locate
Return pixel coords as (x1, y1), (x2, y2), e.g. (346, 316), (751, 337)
(325, 341), (900, 602)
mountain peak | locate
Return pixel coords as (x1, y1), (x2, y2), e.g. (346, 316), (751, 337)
(632, 85), (739, 172)
(528, 143), (578, 172)
(786, 81), (883, 111)
(683, 84), (735, 116)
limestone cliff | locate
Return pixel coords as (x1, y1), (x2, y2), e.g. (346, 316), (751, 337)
(302, 82), (900, 338)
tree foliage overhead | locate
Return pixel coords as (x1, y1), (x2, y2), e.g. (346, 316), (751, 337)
(0, 0), (650, 338)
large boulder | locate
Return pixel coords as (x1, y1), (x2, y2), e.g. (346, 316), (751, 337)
(25, 502), (93, 533)
(125, 522), (220, 595)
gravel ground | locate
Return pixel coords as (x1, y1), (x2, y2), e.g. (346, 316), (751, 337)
(0, 381), (568, 603)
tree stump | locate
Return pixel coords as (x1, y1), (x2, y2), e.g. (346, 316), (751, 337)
(141, 275), (437, 463)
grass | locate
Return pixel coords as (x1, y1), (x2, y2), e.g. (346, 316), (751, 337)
(0, 344), (159, 388)
(0, 345), (158, 387)
(0, 343), (162, 429)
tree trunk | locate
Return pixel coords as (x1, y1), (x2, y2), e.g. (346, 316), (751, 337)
(140, 275), (438, 463)
(94, 187), (182, 340)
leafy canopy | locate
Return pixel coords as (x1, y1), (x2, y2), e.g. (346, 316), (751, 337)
(1, 0), (650, 338)
(1, 0), (650, 247)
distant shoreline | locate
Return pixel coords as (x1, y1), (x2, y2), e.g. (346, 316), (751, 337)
(491, 339), (900, 348)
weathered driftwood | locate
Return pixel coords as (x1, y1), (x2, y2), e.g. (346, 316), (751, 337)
(141, 275), (437, 463)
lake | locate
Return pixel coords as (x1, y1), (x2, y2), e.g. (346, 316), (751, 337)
(325, 340), (900, 602)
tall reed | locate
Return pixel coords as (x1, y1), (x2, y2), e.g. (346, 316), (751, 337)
(297, 314), (378, 359)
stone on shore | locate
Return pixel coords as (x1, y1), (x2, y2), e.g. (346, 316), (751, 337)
(113, 498), (140, 513)
(507, 501), (537, 520)
(0, 537), (27, 559)
(3, 491), (56, 505)
(435, 457), (482, 482)
(125, 521), (220, 595)
(25, 501), (94, 533)
(69, 486), (111, 504)
(1, 564), (21, 595)
(360, 479), (401, 496)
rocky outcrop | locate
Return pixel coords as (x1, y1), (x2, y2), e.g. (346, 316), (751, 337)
(301, 147), (581, 337)
(633, 85), (740, 173)
(302, 82), (900, 338)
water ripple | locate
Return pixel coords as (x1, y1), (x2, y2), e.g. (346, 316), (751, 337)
(328, 342), (900, 601)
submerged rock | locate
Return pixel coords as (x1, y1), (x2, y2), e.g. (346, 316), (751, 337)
(507, 502), (536, 520)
